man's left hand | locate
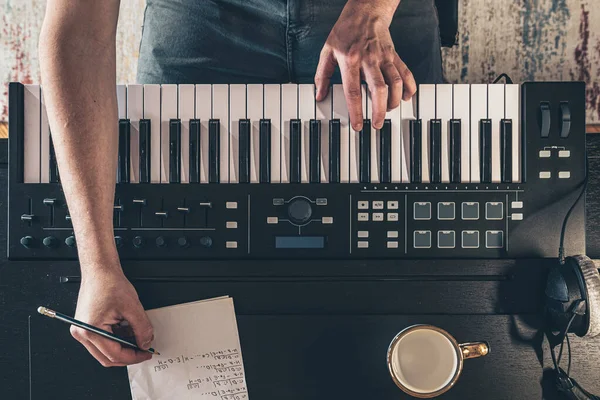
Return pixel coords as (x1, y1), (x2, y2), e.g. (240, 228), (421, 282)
(315, 0), (417, 131)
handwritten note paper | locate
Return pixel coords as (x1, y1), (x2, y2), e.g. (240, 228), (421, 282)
(127, 297), (249, 400)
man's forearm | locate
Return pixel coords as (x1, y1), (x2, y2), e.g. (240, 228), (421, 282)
(39, 1), (122, 272)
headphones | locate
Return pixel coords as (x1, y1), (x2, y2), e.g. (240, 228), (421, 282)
(544, 159), (600, 399)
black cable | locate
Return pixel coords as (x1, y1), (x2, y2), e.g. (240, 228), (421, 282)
(492, 73), (514, 84)
(559, 156), (589, 264)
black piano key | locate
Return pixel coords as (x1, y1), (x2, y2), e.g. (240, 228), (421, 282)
(480, 119), (492, 183)
(410, 120), (422, 183)
(430, 119), (442, 183)
(310, 119), (321, 183)
(450, 119), (461, 183)
(169, 119), (181, 183)
(359, 119), (371, 184)
(501, 119), (513, 183)
(209, 119), (220, 183)
(380, 119), (392, 183)
(118, 119), (131, 183)
(139, 119), (151, 184)
(259, 119), (271, 183)
(189, 119), (200, 183)
(290, 119), (302, 183)
(49, 131), (60, 183)
(239, 119), (251, 183)
(329, 119), (341, 183)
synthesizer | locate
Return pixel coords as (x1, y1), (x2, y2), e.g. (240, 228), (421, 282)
(8, 82), (586, 260)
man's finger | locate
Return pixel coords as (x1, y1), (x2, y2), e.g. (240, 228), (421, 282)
(314, 48), (337, 102)
(91, 333), (152, 365)
(381, 61), (403, 111)
(339, 60), (363, 131)
(394, 55), (417, 101)
(123, 307), (154, 350)
(363, 66), (388, 130)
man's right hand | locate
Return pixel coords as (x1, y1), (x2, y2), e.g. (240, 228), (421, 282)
(71, 267), (154, 367)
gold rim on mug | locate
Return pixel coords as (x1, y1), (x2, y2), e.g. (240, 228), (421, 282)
(386, 324), (489, 399)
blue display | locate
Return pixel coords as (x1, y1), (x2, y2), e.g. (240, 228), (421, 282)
(275, 236), (326, 249)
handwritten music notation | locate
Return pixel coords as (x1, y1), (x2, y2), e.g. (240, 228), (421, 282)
(127, 297), (249, 400)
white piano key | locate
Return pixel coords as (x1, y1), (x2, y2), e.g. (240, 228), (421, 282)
(505, 84), (521, 182)
(350, 86), (367, 183)
(470, 84), (488, 183)
(40, 88), (50, 183)
(229, 84), (246, 184)
(264, 85), (281, 183)
(400, 98), (416, 183)
(281, 84), (297, 184)
(127, 84), (143, 184)
(160, 84), (177, 183)
(453, 84), (470, 182)
(117, 85), (127, 119)
(212, 84), (229, 183)
(436, 84), (453, 183)
(178, 84), (195, 184)
(299, 84), (315, 183)
(368, 89), (379, 183)
(316, 85), (332, 183)
(488, 84), (504, 183)
(143, 84), (161, 183)
(387, 102), (401, 183)
(333, 84), (350, 183)
(117, 85), (127, 182)
(24, 85), (41, 183)
(247, 84), (263, 183)
(195, 84), (211, 183)
(418, 84), (435, 183)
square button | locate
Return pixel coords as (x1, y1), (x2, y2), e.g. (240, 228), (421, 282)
(373, 201), (384, 210)
(462, 202), (479, 220)
(387, 213), (399, 222)
(358, 213), (369, 221)
(373, 213), (384, 221)
(486, 230), (504, 249)
(462, 231), (480, 249)
(387, 241), (399, 249)
(357, 231), (369, 238)
(387, 231), (399, 239)
(438, 202), (455, 220)
(388, 201), (399, 210)
(357, 241), (369, 249)
(485, 202), (503, 220)
(322, 217), (333, 224)
(358, 201), (369, 210)
(511, 201), (523, 209)
(414, 202), (431, 220)
(438, 231), (455, 248)
(414, 231), (432, 248)
(226, 241), (238, 249)
(558, 150), (570, 158)
(226, 202), (238, 209)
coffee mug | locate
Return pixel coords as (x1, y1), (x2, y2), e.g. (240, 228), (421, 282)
(387, 325), (489, 398)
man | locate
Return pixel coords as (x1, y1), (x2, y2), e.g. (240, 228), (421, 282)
(38, 0), (443, 367)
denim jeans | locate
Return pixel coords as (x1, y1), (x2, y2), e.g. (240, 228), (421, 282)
(137, 0), (443, 85)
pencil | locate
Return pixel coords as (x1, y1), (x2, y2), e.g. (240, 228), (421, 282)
(37, 306), (160, 355)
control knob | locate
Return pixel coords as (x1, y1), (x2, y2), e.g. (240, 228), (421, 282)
(287, 198), (313, 225)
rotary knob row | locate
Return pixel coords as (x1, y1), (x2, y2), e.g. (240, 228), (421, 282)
(20, 236), (213, 249)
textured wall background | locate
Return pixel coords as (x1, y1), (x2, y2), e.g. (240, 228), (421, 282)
(1, 0), (599, 122)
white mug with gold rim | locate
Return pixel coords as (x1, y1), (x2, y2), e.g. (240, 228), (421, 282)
(387, 325), (489, 398)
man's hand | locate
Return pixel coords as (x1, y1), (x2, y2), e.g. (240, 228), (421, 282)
(315, 0), (417, 131)
(71, 267), (153, 367)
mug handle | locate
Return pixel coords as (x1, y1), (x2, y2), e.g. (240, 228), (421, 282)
(459, 342), (489, 360)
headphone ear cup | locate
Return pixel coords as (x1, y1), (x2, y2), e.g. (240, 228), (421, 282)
(572, 255), (600, 338)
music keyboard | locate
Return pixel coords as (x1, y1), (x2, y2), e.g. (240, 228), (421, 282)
(8, 82), (586, 260)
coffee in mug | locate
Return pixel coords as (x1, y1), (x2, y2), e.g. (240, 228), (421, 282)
(387, 325), (489, 398)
